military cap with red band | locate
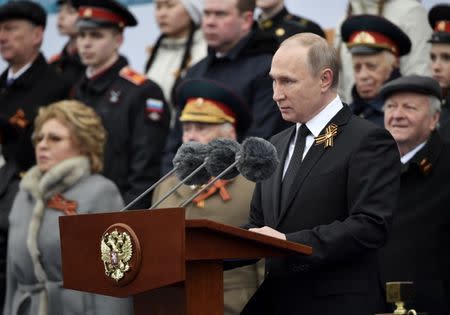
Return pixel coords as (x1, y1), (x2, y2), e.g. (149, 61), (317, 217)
(176, 79), (252, 134)
(341, 14), (411, 57)
(72, 0), (137, 29)
(428, 4), (450, 44)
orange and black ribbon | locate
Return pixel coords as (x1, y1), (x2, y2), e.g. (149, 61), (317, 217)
(9, 109), (29, 129)
(193, 179), (231, 208)
(47, 193), (78, 215)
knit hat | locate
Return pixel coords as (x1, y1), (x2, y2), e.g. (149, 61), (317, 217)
(180, 0), (203, 26)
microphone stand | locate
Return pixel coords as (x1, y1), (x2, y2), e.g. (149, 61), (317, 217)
(120, 166), (178, 211)
(149, 158), (209, 210)
(179, 156), (240, 208)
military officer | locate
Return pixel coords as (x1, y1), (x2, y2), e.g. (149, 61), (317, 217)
(0, 0), (71, 172)
(428, 3), (450, 142)
(153, 78), (259, 315)
(341, 14), (411, 127)
(256, 0), (325, 44)
(72, 0), (170, 209)
(49, 0), (85, 88)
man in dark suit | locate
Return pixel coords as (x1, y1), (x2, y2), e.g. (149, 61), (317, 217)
(0, 0), (71, 172)
(378, 75), (450, 315)
(241, 33), (401, 315)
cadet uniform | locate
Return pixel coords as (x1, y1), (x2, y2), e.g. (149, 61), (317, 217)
(257, 6), (325, 44)
(72, 0), (170, 209)
(49, 42), (85, 89)
(153, 79), (260, 315)
(428, 4), (450, 142)
(49, 0), (85, 88)
(341, 14), (411, 127)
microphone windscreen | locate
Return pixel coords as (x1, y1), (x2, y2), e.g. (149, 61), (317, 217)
(237, 137), (279, 182)
(173, 142), (210, 185)
(205, 138), (241, 179)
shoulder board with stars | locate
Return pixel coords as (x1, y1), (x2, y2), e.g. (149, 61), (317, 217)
(119, 67), (148, 86)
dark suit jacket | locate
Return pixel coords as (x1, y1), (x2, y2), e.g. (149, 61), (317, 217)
(242, 105), (401, 315)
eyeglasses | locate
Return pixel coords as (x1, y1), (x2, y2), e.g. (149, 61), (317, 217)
(32, 132), (71, 146)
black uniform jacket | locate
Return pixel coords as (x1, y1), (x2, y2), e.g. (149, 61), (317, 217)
(49, 41), (85, 90)
(161, 26), (290, 173)
(379, 131), (450, 315)
(0, 53), (71, 171)
(74, 56), (170, 208)
(438, 93), (450, 143)
(243, 105), (401, 315)
(257, 6), (326, 43)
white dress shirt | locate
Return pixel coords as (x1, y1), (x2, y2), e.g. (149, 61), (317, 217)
(400, 141), (427, 164)
(283, 95), (344, 178)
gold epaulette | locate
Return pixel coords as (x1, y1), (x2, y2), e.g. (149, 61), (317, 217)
(119, 67), (148, 86)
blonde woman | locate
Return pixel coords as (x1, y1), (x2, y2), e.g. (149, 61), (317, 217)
(3, 100), (132, 315)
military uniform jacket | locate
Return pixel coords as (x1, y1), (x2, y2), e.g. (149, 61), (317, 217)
(438, 93), (450, 143)
(74, 56), (170, 209)
(0, 53), (71, 171)
(242, 106), (400, 315)
(257, 6), (325, 44)
(379, 131), (450, 315)
(153, 175), (260, 314)
(49, 42), (85, 89)
(161, 27), (291, 173)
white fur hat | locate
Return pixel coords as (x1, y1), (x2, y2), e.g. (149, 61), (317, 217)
(180, 0), (203, 26)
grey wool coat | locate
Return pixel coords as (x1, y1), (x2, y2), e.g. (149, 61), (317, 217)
(3, 156), (133, 315)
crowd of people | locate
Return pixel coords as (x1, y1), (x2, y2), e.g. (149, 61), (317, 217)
(0, 0), (449, 314)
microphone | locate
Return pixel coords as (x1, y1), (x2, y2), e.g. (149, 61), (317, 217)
(149, 142), (212, 209)
(237, 137), (279, 182)
(205, 138), (241, 179)
(120, 142), (208, 211)
(179, 137), (279, 208)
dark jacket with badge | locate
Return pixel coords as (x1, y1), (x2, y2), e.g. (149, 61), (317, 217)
(49, 41), (85, 90)
(378, 131), (450, 315)
(161, 26), (291, 173)
(257, 6), (326, 44)
(74, 56), (170, 209)
(0, 53), (71, 172)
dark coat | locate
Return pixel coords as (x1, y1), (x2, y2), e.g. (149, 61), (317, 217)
(0, 162), (19, 310)
(242, 105), (400, 315)
(378, 131), (450, 315)
(73, 56), (170, 209)
(349, 69), (401, 128)
(161, 27), (291, 173)
(49, 42), (85, 90)
(438, 93), (450, 143)
(0, 53), (71, 172)
(257, 6), (326, 44)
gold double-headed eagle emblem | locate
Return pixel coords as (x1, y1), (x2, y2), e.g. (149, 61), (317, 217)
(100, 229), (133, 282)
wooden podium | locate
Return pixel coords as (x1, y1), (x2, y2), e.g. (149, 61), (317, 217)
(59, 208), (312, 315)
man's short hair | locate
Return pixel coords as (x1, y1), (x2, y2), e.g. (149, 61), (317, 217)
(236, 0), (256, 14)
(282, 33), (340, 89)
(428, 95), (441, 115)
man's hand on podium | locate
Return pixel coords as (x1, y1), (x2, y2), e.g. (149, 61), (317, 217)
(249, 226), (286, 240)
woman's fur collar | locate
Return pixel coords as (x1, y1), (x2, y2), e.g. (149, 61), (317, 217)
(21, 156), (91, 201)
